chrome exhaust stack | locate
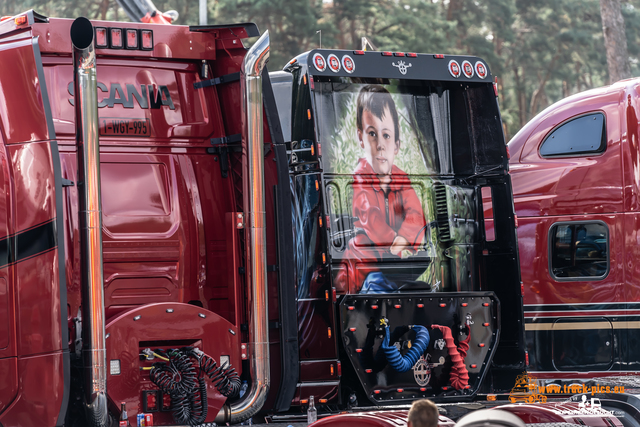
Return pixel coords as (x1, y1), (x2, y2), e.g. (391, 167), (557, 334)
(229, 30), (271, 424)
(71, 17), (108, 427)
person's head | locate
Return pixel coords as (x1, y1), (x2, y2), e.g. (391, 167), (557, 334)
(356, 85), (400, 177)
(407, 398), (439, 427)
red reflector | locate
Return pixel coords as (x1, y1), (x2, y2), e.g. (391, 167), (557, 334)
(483, 303), (489, 307)
(95, 27), (108, 48)
(433, 54), (445, 59)
(365, 369), (372, 373)
(110, 28), (123, 49)
(506, 146), (511, 160)
(393, 52), (405, 57)
(374, 390), (381, 394)
(394, 304), (401, 309)
(521, 282), (524, 296)
(382, 51), (393, 56)
(479, 343), (485, 347)
(483, 322), (490, 327)
(141, 29), (153, 50)
(494, 77), (499, 96)
(348, 306), (355, 311)
(465, 385), (471, 389)
(15, 15), (27, 26)
(442, 386), (449, 390)
(337, 361), (342, 376)
(525, 351), (529, 366)
(397, 388), (404, 393)
(417, 304), (424, 308)
(125, 28), (138, 49)
(407, 53), (418, 58)
(356, 348), (362, 353)
(514, 214), (519, 228)
(420, 387), (426, 391)
(439, 303), (446, 308)
(371, 305), (378, 309)
(349, 327), (356, 332)
(353, 50), (365, 55)
(461, 303), (468, 307)
(471, 364), (477, 368)
(332, 288), (336, 301)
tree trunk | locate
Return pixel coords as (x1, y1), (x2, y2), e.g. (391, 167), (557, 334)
(599, 0), (632, 84)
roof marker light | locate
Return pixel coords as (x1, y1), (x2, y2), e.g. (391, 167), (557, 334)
(407, 53), (418, 58)
(353, 50), (365, 55)
(110, 28), (123, 49)
(95, 27), (108, 48)
(433, 54), (445, 59)
(382, 51), (393, 56)
(15, 15), (27, 26)
(141, 29), (153, 50)
(394, 52), (405, 57)
(125, 28), (138, 49)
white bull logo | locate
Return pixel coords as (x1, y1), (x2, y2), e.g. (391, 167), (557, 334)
(392, 60), (412, 75)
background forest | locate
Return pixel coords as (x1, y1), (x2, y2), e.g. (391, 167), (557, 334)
(3, 0), (640, 140)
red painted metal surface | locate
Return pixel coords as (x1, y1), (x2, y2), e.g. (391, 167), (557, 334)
(311, 411), (455, 427)
(0, 14), (283, 425)
(105, 302), (239, 424)
(0, 353), (66, 427)
(507, 78), (640, 376)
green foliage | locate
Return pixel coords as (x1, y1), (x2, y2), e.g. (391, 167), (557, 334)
(3, 0), (640, 138)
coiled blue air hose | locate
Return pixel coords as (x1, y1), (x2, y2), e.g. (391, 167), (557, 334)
(381, 324), (430, 372)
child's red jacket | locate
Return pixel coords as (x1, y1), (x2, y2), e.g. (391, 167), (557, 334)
(336, 158), (426, 293)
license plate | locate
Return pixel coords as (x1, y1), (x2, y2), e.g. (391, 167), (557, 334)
(100, 117), (150, 137)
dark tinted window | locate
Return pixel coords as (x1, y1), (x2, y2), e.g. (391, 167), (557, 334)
(550, 222), (608, 279)
(540, 113), (606, 157)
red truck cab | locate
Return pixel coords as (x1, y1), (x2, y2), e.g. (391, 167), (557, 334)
(508, 77), (640, 377)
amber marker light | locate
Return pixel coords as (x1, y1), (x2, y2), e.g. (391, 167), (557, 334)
(95, 27), (108, 48)
(141, 29), (153, 50)
(110, 28), (123, 49)
(125, 29), (138, 49)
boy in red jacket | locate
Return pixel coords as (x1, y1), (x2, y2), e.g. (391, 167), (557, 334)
(336, 85), (427, 294)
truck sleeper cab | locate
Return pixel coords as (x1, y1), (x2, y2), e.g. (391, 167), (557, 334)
(507, 77), (640, 380)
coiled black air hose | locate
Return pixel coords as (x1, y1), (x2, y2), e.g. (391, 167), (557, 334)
(148, 347), (239, 426)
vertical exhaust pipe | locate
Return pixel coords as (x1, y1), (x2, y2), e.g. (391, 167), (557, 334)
(229, 30), (271, 424)
(71, 17), (108, 427)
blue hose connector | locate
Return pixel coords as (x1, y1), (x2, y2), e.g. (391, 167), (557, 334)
(381, 324), (430, 372)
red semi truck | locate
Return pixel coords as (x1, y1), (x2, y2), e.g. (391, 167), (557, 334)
(507, 77), (640, 381)
(0, 10), (523, 427)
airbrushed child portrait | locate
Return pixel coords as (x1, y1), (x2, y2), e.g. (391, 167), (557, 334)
(335, 85), (427, 293)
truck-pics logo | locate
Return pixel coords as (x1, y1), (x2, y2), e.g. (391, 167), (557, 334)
(67, 82), (175, 110)
(509, 372), (626, 404)
(392, 60), (412, 75)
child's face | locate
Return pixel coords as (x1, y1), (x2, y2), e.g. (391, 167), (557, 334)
(358, 107), (399, 176)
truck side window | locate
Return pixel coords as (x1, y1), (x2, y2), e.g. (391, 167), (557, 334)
(540, 113), (606, 157)
(549, 222), (609, 279)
